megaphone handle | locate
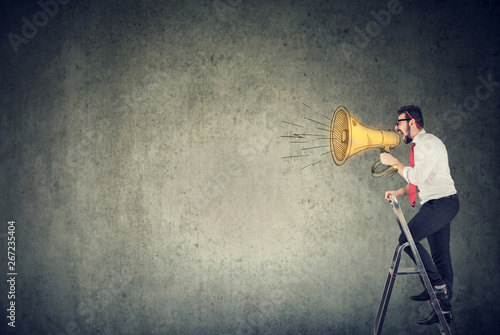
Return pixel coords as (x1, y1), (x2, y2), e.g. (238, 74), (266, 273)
(371, 160), (398, 178)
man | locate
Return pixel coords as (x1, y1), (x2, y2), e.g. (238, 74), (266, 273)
(380, 105), (459, 326)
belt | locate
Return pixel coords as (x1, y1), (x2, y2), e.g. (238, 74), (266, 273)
(443, 194), (458, 200)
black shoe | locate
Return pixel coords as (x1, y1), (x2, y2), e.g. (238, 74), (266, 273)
(410, 286), (449, 302)
(416, 310), (452, 325)
(410, 290), (430, 301)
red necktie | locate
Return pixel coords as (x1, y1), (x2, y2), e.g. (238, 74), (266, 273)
(408, 143), (417, 207)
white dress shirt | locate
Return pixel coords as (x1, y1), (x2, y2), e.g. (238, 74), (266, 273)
(402, 129), (457, 204)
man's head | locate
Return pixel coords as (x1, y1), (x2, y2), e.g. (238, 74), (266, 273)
(395, 105), (424, 144)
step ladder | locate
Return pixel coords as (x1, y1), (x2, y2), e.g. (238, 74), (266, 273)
(371, 194), (452, 335)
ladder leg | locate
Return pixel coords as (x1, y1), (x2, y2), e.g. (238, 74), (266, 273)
(435, 319), (452, 334)
(371, 244), (405, 335)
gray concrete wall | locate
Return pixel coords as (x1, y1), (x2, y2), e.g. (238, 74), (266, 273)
(1, 0), (499, 334)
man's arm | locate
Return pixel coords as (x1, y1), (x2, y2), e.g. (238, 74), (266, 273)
(385, 184), (409, 201)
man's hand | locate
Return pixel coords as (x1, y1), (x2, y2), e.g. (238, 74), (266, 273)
(384, 185), (409, 201)
(380, 153), (405, 178)
(380, 153), (399, 166)
(385, 190), (398, 201)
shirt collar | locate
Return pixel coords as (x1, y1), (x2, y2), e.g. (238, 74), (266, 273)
(411, 128), (426, 145)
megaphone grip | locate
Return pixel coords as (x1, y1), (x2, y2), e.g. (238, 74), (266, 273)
(372, 160), (399, 178)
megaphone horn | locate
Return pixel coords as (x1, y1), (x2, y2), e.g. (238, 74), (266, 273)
(329, 106), (401, 177)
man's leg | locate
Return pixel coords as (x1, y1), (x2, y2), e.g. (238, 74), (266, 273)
(398, 197), (460, 327)
(399, 196), (459, 288)
(426, 195), (459, 300)
(428, 224), (453, 300)
(398, 202), (448, 287)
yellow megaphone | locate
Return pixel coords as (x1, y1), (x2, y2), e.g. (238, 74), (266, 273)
(329, 106), (401, 177)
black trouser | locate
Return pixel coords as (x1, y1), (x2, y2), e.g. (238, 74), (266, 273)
(399, 194), (460, 303)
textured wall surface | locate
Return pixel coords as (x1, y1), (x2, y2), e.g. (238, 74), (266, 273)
(1, 0), (499, 334)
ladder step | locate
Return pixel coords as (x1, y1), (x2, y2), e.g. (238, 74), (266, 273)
(389, 267), (419, 276)
(397, 267), (420, 275)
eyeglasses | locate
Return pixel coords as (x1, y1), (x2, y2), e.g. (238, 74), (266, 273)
(396, 118), (411, 126)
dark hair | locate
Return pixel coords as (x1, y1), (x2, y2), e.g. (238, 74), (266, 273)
(397, 105), (424, 129)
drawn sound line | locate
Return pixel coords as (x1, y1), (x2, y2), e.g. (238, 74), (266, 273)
(281, 106), (333, 169)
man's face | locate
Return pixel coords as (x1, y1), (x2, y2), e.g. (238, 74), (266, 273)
(395, 114), (412, 144)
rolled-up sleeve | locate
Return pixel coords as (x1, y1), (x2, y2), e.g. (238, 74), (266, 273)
(403, 166), (412, 183)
